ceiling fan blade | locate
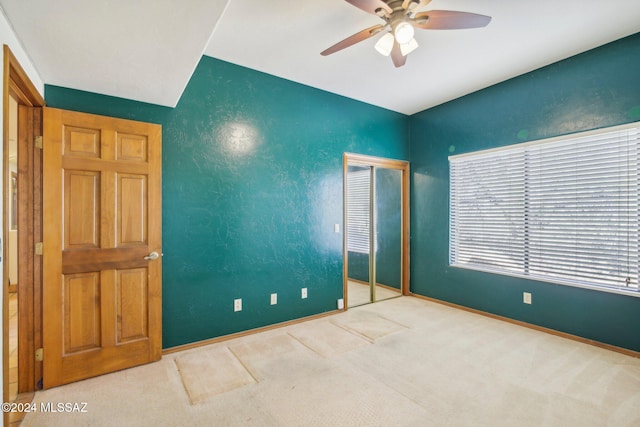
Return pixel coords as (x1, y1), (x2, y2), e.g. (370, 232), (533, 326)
(413, 10), (491, 30)
(321, 24), (385, 56)
(344, 0), (393, 15)
(390, 41), (407, 68)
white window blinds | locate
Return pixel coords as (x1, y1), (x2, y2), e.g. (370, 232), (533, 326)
(347, 168), (370, 254)
(449, 123), (640, 294)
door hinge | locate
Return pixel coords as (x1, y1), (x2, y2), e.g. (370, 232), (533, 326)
(35, 348), (43, 362)
(34, 135), (43, 149)
(35, 242), (43, 255)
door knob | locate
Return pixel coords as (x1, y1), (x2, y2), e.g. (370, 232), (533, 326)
(144, 251), (160, 261)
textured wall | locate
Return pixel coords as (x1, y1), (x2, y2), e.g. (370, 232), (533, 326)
(409, 32), (640, 352)
(46, 56), (409, 348)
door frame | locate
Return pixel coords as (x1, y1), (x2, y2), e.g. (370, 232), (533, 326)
(342, 153), (410, 309)
(2, 44), (45, 423)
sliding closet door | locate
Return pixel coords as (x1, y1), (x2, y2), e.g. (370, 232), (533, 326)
(346, 165), (373, 306)
(344, 154), (408, 308)
(373, 167), (402, 302)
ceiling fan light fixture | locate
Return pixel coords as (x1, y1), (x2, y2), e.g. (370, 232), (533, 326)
(400, 38), (419, 56)
(375, 7), (387, 18)
(374, 32), (394, 56)
(407, 0), (420, 10)
(394, 21), (414, 44)
(320, 2), (493, 69)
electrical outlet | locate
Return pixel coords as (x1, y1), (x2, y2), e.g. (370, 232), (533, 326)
(234, 298), (242, 312)
(337, 298), (344, 310)
(270, 293), (277, 305)
(334, 224), (340, 233)
(523, 292), (532, 305)
(301, 288), (308, 299)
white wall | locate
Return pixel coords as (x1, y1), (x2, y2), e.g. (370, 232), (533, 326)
(0, 6), (43, 426)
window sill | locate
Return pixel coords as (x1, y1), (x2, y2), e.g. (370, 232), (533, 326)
(449, 263), (640, 298)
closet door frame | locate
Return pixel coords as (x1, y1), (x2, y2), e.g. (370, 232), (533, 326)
(342, 153), (410, 309)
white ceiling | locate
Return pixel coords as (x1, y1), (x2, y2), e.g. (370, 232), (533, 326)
(2, 0), (640, 115)
(0, 0), (229, 107)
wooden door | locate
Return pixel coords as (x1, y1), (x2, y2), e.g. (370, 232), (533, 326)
(42, 107), (162, 388)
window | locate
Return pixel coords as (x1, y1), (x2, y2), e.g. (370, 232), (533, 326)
(449, 123), (640, 295)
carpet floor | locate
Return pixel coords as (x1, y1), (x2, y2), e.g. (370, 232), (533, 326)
(23, 296), (640, 426)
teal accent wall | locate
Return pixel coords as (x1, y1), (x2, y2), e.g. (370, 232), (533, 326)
(409, 32), (640, 352)
(45, 56), (409, 348)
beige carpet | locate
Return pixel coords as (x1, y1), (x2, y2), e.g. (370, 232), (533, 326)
(23, 296), (640, 426)
(287, 321), (370, 358)
(330, 309), (407, 341)
(175, 345), (256, 404)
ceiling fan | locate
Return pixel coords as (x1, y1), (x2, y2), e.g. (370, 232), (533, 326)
(321, 0), (491, 67)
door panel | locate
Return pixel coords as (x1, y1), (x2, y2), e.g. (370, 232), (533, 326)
(116, 268), (149, 343)
(64, 126), (101, 157)
(64, 272), (101, 353)
(374, 167), (402, 302)
(64, 170), (100, 248)
(117, 133), (147, 161)
(43, 107), (162, 388)
(118, 174), (147, 245)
